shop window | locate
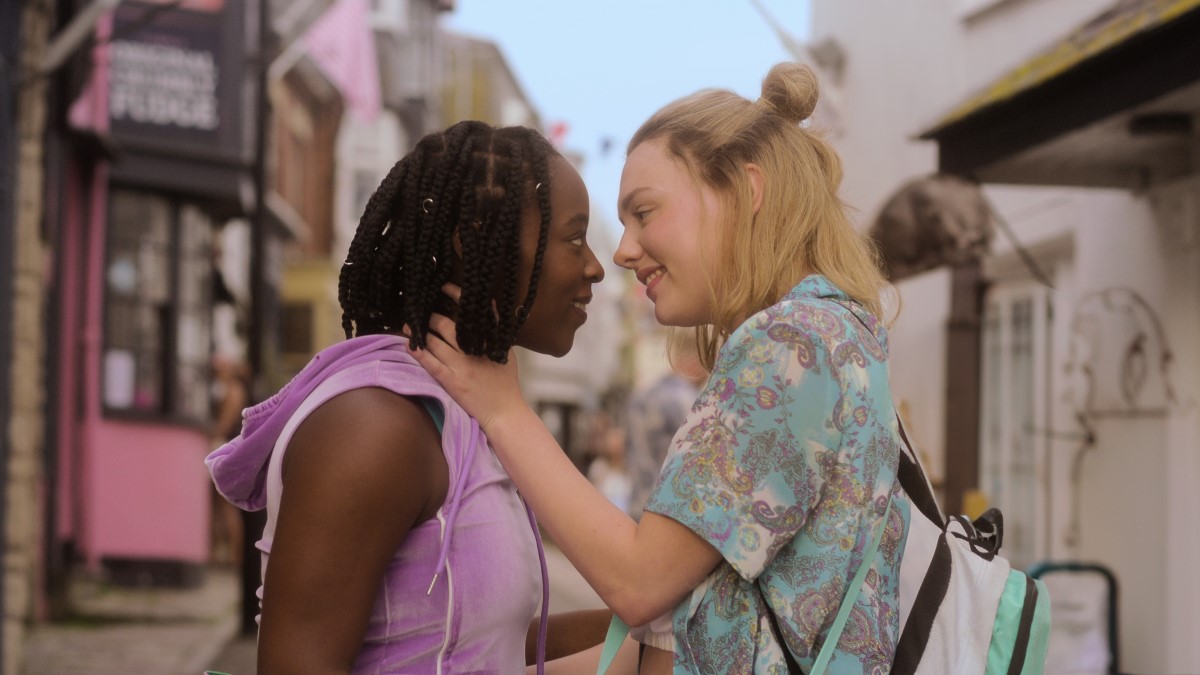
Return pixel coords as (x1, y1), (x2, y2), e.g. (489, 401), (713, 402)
(103, 189), (213, 424)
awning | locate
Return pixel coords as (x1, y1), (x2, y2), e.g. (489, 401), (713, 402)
(920, 0), (1200, 188)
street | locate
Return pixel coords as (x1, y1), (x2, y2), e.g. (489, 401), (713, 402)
(20, 541), (601, 675)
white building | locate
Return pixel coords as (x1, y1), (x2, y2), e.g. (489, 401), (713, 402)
(808, 0), (1200, 671)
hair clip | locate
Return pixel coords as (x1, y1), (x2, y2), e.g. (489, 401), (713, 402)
(422, 198), (434, 213)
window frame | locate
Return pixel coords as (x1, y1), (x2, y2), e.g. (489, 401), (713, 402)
(101, 187), (215, 429)
(979, 279), (1052, 569)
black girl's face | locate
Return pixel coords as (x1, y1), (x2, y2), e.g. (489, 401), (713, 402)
(513, 155), (605, 357)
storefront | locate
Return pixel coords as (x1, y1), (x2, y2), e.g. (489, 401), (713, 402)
(51, 0), (258, 585)
(919, 2), (1200, 669)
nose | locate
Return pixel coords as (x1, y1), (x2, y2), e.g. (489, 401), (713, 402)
(584, 244), (605, 283)
(613, 227), (641, 270)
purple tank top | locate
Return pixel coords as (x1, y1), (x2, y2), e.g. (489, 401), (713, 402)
(251, 347), (546, 673)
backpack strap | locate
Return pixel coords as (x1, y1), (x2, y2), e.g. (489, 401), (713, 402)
(895, 416), (946, 527)
(761, 495), (896, 675)
(599, 498), (896, 675)
(596, 615), (628, 675)
(810, 495), (895, 674)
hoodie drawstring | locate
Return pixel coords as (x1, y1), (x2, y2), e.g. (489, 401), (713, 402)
(427, 422), (550, 675)
(523, 499), (550, 675)
(426, 422), (478, 596)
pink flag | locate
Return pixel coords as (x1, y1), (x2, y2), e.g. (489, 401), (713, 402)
(547, 120), (569, 148)
(303, 0), (381, 122)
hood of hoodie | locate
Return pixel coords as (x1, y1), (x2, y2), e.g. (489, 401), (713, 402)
(206, 334), (432, 511)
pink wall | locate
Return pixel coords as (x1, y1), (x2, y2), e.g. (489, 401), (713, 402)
(84, 421), (211, 563)
(52, 11), (213, 572)
(74, 165), (212, 567)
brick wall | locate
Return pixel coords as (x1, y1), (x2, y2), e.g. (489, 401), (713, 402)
(7, 1), (52, 672)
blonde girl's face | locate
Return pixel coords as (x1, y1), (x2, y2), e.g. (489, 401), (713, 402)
(615, 139), (721, 327)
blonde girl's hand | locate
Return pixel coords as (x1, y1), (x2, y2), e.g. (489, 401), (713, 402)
(406, 287), (528, 434)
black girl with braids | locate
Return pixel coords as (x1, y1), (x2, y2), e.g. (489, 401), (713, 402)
(339, 120), (558, 361)
(208, 120), (608, 674)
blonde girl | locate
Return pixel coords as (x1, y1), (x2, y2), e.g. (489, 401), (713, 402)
(411, 64), (910, 674)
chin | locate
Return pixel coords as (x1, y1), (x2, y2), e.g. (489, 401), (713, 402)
(524, 334), (576, 358)
(653, 305), (705, 329)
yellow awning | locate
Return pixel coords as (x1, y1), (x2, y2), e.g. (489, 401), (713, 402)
(924, 0), (1200, 135)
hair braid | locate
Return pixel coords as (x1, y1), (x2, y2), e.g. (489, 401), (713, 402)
(486, 135), (521, 358)
(455, 133), (494, 355)
(519, 135), (554, 328)
(339, 153), (409, 337)
(404, 134), (450, 342)
(337, 121), (560, 362)
(379, 141), (429, 333)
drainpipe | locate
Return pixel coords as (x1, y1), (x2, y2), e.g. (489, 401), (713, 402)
(943, 260), (986, 517)
(242, 0), (271, 636)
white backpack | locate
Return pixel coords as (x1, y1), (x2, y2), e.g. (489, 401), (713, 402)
(893, 418), (1052, 674)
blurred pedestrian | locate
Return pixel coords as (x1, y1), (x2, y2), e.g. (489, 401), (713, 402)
(206, 121), (611, 674)
(208, 353), (249, 566)
(585, 410), (632, 514)
(624, 336), (705, 520)
(409, 63), (910, 673)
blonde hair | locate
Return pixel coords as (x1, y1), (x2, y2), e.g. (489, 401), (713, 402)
(628, 62), (891, 369)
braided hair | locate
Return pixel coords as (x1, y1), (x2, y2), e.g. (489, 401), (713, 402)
(338, 121), (557, 363)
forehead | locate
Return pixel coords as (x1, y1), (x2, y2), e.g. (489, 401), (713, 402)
(547, 156), (588, 214)
(520, 154), (587, 242)
(623, 139), (676, 179)
(620, 139), (696, 199)
(549, 154), (584, 193)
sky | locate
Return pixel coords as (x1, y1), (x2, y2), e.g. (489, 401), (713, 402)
(442, 1), (811, 238)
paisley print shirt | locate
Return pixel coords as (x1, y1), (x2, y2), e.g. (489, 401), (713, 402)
(644, 275), (910, 674)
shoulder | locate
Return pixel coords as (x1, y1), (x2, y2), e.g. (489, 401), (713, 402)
(283, 388), (447, 514)
(719, 298), (847, 363)
(714, 298), (891, 393)
(293, 387), (438, 451)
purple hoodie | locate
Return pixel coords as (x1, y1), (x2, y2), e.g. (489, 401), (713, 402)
(207, 334), (550, 674)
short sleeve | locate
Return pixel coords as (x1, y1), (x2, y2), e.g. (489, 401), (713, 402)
(644, 303), (844, 581)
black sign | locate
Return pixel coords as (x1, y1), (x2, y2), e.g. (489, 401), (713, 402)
(108, 0), (248, 163)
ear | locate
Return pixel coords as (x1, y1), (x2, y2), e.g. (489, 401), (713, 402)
(744, 163), (765, 215)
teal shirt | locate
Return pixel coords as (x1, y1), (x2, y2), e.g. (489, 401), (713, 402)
(645, 275), (910, 674)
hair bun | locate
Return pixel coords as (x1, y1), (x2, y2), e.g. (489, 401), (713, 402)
(760, 62), (819, 123)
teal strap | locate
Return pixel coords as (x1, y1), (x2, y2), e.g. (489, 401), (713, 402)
(810, 497), (895, 675)
(598, 498), (893, 675)
(418, 397), (445, 433)
(596, 614), (630, 674)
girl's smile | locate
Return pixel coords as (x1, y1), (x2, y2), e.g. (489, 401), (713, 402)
(615, 138), (721, 327)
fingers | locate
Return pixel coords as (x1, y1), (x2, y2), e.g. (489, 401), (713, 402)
(441, 283), (462, 302)
(406, 337), (449, 379)
(426, 313), (460, 351)
(400, 314), (459, 352)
